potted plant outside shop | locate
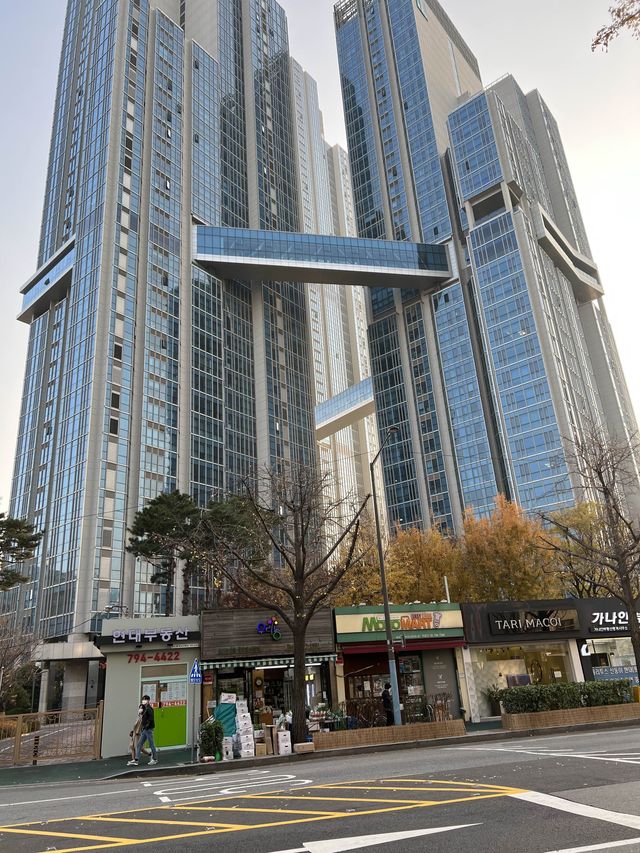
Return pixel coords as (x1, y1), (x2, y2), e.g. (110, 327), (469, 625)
(483, 684), (502, 717)
(200, 718), (224, 761)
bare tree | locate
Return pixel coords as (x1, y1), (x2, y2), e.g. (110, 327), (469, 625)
(593, 0), (640, 50)
(541, 425), (640, 669)
(192, 465), (370, 746)
(0, 618), (37, 712)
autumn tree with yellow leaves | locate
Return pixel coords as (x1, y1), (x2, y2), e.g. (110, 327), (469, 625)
(451, 495), (560, 602)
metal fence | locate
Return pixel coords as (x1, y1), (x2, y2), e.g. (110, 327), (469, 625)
(0, 702), (103, 766)
(322, 693), (454, 730)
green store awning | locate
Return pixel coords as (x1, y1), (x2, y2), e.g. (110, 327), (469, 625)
(202, 654), (336, 670)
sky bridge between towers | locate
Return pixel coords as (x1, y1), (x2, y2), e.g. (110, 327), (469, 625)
(193, 226), (451, 288)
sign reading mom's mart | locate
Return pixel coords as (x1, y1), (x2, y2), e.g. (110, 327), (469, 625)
(334, 604), (464, 644)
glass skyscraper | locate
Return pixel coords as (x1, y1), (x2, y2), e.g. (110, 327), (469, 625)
(6, 0), (638, 710)
(6, 0), (318, 706)
(289, 59), (379, 508)
(334, 0), (638, 531)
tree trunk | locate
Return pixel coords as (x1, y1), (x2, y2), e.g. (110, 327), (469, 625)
(165, 561), (174, 617)
(291, 624), (308, 747)
(182, 562), (191, 616)
(621, 576), (640, 677)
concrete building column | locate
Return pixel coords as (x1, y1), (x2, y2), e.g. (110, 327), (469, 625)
(61, 660), (88, 710)
(568, 640), (585, 683)
(461, 646), (481, 723)
(38, 667), (50, 713)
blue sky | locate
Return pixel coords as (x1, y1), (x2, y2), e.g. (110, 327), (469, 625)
(0, 0), (638, 510)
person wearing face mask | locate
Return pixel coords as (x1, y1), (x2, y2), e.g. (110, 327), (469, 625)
(126, 695), (158, 766)
(128, 704), (151, 762)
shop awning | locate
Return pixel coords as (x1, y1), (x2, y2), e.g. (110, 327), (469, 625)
(202, 654), (336, 670)
(339, 640), (466, 655)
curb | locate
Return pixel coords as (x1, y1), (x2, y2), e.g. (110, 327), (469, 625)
(107, 715), (640, 781)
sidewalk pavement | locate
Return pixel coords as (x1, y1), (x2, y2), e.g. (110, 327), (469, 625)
(0, 715), (637, 787)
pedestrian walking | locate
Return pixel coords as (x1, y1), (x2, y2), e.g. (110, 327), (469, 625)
(128, 704), (151, 761)
(381, 682), (394, 726)
(126, 695), (158, 766)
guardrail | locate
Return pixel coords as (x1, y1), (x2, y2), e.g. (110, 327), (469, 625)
(0, 701), (103, 766)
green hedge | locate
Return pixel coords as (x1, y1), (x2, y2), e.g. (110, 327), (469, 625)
(498, 679), (632, 714)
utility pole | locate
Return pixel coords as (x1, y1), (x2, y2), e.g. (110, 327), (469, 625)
(369, 427), (402, 726)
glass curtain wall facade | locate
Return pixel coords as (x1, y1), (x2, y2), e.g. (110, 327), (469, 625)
(334, 0), (639, 531)
(289, 59), (378, 508)
(4, 0), (317, 702)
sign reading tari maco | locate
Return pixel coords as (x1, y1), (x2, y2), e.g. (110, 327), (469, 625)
(201, 608), (334, 660)
(334, 604), (464, 644)
(488, 609), (578, 636)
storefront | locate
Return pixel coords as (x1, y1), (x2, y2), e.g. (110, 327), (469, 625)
(462, 601), (584, 720)
(98, 616), (201, 758)
(334, 604), (465, 721)
(575, 598), (640, 686)
(200, 609), (336, 720)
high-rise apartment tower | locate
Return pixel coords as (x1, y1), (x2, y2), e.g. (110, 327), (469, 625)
(334, 0), (638, 532)
(7, 0), (318, 703)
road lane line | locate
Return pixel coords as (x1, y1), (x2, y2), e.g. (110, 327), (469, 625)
(244, 794), (430, 804)
(0, 826), (134, 842)
(457, 745), (640, 766)
(512, 790), (640, 830)
(545, 838), (640, 852)
(91, 816), (247, 828)
(319, 784), (515, 793)
(172, 805), (346, 816)
(20, 844), (126, 853)
(0, 788), (140, 808)
(384, 778), (521, 790)
(0, 782), (515, 853)
(7, 784), (314, 826)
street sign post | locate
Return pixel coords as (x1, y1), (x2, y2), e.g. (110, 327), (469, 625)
(189, 659), (203, 763)
(190, 658), (203, 684)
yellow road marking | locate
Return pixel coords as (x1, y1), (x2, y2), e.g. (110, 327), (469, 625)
(173, 805), (346, 816)
(0, 826), (134, 842)
(310, 779), (378, 788)
(244, 793), (430, 804)
(0, 789), (516, 853)
(354, 785), (514, 793)
(3, 786), (309, 827)
(30, 845), (127, 853)
(320, 785), (524, 794)
(386, 777), (524, 791)
(91, 816), (247, 828)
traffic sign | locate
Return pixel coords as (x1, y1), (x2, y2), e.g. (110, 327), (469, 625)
(189, 658), (203, 684)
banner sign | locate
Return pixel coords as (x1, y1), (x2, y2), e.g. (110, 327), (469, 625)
(488, 609), (579, 636)
(334, 605), (463, 643)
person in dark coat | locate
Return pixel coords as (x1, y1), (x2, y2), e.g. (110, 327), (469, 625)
(128, 704), (151, 761)
(381, 682), (394, 726)
(126, 695), (158, 765)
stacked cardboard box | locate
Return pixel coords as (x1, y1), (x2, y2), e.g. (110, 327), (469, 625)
(235, 701), (255, 758)
(277, 730), (292, 756)
(222, 736), (234, 762)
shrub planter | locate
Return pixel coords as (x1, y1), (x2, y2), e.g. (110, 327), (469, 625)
(312, 719), (465, 751)
(502, 702), (640, 732)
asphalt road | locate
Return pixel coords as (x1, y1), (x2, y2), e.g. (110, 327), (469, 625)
(4, 727), (640, 852)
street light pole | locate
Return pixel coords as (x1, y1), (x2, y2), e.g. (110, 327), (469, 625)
(369, 427), (402, 726)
